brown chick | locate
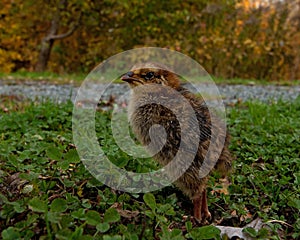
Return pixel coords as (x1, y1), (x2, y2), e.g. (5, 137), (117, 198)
(121, 62), (232, 223)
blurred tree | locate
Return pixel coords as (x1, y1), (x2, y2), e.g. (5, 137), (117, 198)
(35, 0), (82, 72)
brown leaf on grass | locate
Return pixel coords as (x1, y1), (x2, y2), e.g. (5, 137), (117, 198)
(7, 172), (29, 192)
(230, 210), (237, 217)
(240, 207), (253, 222)
(211, 177), (231, 195)
(230, 207), (252, 222)
(110, 202), (139, 219)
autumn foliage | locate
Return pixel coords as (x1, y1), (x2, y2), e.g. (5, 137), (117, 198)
(0, 0), (299, 81)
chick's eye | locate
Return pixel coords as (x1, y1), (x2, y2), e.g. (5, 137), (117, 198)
(144, 72), (154, 80)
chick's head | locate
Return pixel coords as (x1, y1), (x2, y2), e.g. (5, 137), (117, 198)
(121, 62), (180, 89)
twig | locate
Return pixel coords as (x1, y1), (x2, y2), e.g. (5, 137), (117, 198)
(267, 220), (294, 228)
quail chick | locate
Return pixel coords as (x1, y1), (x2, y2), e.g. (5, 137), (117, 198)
(121, 62), (232, 223)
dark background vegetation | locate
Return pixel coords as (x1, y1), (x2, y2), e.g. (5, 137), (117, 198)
(0, 0), (299, 81)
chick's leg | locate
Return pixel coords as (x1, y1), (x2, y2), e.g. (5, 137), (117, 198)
(192, 194), (203, 222)
(192, 189), (211, 223)
(201, 189), (211, 220)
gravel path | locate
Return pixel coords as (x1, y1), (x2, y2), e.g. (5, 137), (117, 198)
(0, 81), (299, 106)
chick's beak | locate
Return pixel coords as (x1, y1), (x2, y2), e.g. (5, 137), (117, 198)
(121, 71), (134, 82)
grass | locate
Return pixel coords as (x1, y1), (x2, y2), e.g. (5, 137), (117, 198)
(0, 71), (87, 85)
(0, 96), (299, 239)
(1, 71), (300, 86)
(211, 77), (300, 86)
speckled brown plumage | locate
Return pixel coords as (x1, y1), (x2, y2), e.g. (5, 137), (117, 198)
(121, 62), (232, 223)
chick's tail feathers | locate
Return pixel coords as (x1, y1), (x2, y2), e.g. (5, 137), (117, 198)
(214, 134), (233, 178)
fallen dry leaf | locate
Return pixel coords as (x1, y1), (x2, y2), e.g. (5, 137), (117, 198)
(211, 177), (231, 195)
(240, 207), (253, 222)
(215, 218), (266, 240)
